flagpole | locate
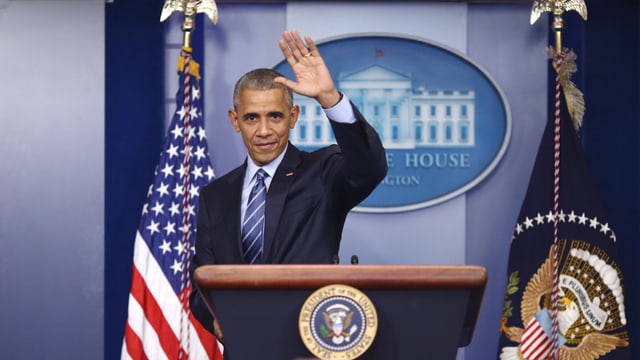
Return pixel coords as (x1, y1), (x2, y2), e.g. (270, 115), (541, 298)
(551, 6), (564, 55)
(158, 1), (219, 359)
(530, 1), (587, 359)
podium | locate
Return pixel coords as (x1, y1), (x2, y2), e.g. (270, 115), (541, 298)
(194, 265), (487, 360)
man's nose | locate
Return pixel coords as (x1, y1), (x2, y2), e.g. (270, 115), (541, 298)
(256, 119), (271, 135)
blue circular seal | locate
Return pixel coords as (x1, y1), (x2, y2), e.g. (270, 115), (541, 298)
(299, 284), (378, 359)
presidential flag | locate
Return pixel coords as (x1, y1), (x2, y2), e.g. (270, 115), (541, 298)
(121, 48), (223, 360)
(498, 51), (632, 359)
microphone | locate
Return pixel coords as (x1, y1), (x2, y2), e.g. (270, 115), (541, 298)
(332, 254), (340, 264)
(350, 255), (359, 265)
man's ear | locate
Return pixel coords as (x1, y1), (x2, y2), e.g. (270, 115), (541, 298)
(289, 105), (300, 129)
(228, 109), (240, 132)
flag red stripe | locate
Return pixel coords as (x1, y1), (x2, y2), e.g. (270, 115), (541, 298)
(521, 320), (552, 358)
(129, 264), (182, 357)
(526, 332), (552, 360)
(182, 288), (221, 358)
(123, 322), (149, 360)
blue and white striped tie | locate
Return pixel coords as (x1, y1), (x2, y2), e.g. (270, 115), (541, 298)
(241, 169), (267, 264)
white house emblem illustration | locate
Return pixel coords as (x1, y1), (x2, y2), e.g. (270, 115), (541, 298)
(290, 64), (476, 150)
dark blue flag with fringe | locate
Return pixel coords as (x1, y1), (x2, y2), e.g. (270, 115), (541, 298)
(497, 64), (632, 359)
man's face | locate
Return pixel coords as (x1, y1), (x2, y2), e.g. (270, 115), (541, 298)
(229, 88), (299, 166)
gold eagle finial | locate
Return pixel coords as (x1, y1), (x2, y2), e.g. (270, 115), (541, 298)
(530, 0), (588, 25)
(160, 0), (218, 49)
(160, 0), (218, 28)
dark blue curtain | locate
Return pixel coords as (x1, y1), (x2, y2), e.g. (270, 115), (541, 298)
(105, 1), (165, 358)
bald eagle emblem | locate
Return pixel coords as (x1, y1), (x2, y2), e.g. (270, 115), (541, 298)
(322, 304), (358, 344)
(500, 241), (629, 359)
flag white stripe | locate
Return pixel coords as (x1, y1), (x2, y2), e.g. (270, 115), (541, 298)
(120, 344), (133, 360)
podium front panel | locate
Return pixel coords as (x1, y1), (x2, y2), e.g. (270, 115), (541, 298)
(209, 288), (472, 359)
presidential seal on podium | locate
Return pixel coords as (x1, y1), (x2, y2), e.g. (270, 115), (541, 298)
(299, 284), (378, 359)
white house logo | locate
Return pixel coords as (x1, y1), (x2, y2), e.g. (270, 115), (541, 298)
(273, 34), (511, 213)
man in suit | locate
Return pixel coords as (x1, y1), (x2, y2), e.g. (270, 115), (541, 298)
(190, 29), (387, 337)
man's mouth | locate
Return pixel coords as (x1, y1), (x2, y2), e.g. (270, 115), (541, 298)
(255, 142), (275, 151)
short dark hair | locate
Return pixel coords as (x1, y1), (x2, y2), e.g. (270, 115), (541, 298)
(233, 68), (293, 109)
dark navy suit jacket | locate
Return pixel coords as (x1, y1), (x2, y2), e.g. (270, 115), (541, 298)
(190, 103), (387, 334)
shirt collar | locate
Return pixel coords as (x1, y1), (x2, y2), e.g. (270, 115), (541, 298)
(245, 143), (288, 180)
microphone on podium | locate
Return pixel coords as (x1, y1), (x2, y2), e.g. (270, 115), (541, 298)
(332, 254), (340, 264)
(350, 254), (359, 265)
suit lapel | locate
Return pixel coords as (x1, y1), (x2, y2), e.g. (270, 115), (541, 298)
(263, 144), (302, 262)
(222, 163), (246, 259)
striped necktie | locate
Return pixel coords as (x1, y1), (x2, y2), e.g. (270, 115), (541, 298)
(241, 169), (267, 264)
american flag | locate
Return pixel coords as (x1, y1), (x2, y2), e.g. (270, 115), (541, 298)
(121, 49), (223, 360)
(520, 309), (566, 359)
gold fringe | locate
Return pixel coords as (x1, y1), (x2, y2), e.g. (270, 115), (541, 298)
(548, 46), (585, 131)
(176, 54), (201, 82)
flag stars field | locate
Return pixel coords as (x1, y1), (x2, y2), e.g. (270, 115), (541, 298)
(170, 124), (183, 139)
(160, 163), (174, 178)
(170, 259), (183, 275)
(166, 143), (179, 158)
(180, 145), (193, 159)
(194, 146), (206, 161)
(189, 185), (199, 199)
(177, 106), (188, 120)
(189, 107), (200, 120)
(513, 209), (616, 242)
(545, 210), (555, 223)
(173, 183), (184, 198)
(192, 165), (203, 180)
(156, 182), (169, 197)
(169, 202), (180, 216)
(578, 213), (588, 225)
(197, 127), (206, 141)
(173, 241), (188, 255)
(151, 201), (164, 216)
(159, 240), (172, 255)
(205, 166), (215, 181)
(523, 217), (534, 228)
(164, 221), (176, 235)
(146, 220), (160, 235)
(177, 164), (189, 178)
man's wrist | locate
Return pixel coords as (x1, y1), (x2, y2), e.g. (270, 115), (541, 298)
(323, 92), (356, 124)
(317, 90), (342, 109)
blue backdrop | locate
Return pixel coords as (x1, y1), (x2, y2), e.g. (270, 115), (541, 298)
(104, 1), (638, 359)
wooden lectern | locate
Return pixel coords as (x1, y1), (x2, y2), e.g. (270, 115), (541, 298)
(194, 265), (487, 360)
